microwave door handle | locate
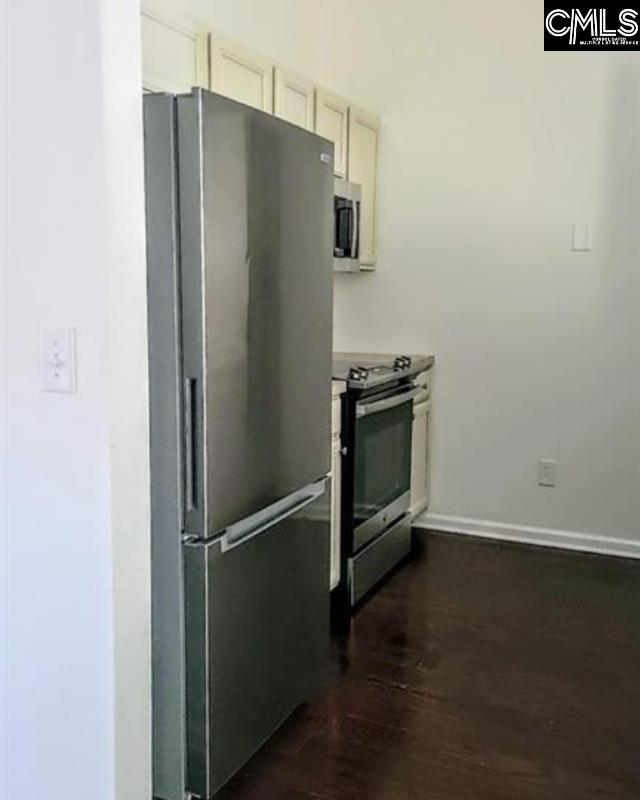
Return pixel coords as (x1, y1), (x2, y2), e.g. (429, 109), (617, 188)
(346, 206), (354, 256)
(336, 206), (352, 256)
(356, 387), (422, 418)
(352, 200), (360, 259)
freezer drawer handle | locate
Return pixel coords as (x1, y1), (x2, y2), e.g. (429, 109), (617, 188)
(221, 478), (327, 553)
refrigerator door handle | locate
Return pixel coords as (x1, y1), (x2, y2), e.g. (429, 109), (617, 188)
(183, 377), (200, 515)
(221, 478), (327, 553)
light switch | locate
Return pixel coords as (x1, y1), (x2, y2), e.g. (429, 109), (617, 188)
(40, 328), (76, 393)
(538, 459), (558, 488)
(572, 223), (592, 252)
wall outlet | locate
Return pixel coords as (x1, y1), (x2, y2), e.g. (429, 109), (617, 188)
(538, 459), (558, 488)
(572, 223), (592, 252)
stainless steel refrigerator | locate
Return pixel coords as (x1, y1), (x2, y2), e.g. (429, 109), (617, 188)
(144, 88), (334, 800)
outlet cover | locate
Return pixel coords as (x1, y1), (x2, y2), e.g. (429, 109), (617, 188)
(538, 459), (558, 488)
(572, 223), (592, 252)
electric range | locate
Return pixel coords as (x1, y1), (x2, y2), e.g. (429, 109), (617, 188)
(332, 353), (434, 609)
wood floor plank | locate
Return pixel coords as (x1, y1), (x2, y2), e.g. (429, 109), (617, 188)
(216, 533), (640, 800)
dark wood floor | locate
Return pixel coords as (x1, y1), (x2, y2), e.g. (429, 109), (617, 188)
(218, 533), (640, 800)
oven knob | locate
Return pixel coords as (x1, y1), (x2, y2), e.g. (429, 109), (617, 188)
(393, 357), (406, 371)
(349, 367), (368, 380)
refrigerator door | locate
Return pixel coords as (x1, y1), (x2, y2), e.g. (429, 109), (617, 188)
(177, 89), (334, 537)
(144, 93), (187, 800)
(183, 479), (330, 799)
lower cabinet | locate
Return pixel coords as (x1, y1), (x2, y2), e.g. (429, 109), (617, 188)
(330, 437), (342, 590)
(330, 393), (343, 590)
(410, 376), (431, 517)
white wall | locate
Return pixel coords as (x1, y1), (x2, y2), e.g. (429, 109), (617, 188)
(326, 0), (640, 548)
(148, 0), (640, 550)
(0, 0), (151, 798)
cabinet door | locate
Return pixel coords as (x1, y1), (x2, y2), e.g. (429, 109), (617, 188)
(315, 89), (349, 178)
(348, 105), (380, 267)
(141, 10), (208, 93)
(274, 67), (315, 131)
(209, 34), (273, 112)
(410, 401), (430, 516)
(330, 437), (342, 591)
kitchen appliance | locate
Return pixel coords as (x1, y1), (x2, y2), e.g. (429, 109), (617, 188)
(333, 179), (361, 272)
(144, 88), (334, 800)
(333, 353), (435, 606)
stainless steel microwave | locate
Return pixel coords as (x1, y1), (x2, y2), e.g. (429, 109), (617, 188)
(333, 179), (362, 273)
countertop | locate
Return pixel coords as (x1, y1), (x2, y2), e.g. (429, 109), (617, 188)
(332, 380), (347, 398)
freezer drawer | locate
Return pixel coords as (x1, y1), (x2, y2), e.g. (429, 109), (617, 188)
(183, 479), (330, 799)
(348, 513), (412, 606)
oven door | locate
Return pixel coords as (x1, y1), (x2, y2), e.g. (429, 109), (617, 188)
(352, 384), (419, 551)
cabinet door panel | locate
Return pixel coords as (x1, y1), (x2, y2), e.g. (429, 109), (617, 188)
(274, 67), (315, 131)
(330, 439), (342, 590)
(209, 35), (273, 112)
(331, 396), (342, 438)
(315, 89), (349, 178)
(410, 402), (430, 516)
(348, 106), (380, 267)
(141, 10), (208, 93)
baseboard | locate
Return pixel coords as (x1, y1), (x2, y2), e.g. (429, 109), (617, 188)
(414, 512), (640, 561)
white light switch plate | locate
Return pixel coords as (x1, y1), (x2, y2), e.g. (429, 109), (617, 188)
(538, 459), (558, 488)
(40, 328), (76, 393)
(572, 223), (592, 252)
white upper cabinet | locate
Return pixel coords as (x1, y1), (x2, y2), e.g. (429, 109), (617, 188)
(315, 89), (349, 179)
(141, 18), (381, 269)
(273, 67), (315, 131)
(209, 34), (273, 112)
(141, 10), (208, 93)
(348, 105), (380, 268)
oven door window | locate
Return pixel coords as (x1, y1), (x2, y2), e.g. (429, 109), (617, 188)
(353, 400), (412, 526)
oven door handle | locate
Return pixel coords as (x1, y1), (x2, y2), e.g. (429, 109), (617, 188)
(356, 387), (422, 418)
